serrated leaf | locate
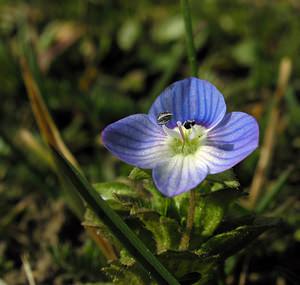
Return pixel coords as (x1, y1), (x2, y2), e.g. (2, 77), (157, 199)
(51, 148), (180, 285)
(206, 169), (240, 189)
(216, 214), (256, 234)
(114, 193), (148, 209)
(103, 261), (155, 285)
(171, 192), (190, 223)
(196, 221), (277, 258)
(129, 168), (171, 216)
(133, 210), (182, 253)
(195, 189), (246, 238)
(93, 182), (135, 200)
(158, 251), (218, 284)
(170, 182), (211, 225)
(83, 209), (121, 250)
(104, 251), (219, 285)
(84, 209), (157, 257)
(129, 167), (152, 181)
(92, 182), (144, 213)
(143, 180), (172, 216)
(83, 223), (117, 261)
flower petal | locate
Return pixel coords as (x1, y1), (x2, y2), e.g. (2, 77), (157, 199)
(198, 112), (259, 174)
(152, 155), (208, 197)
(102, 114), (171, 168)
(148, 77), (226, 129)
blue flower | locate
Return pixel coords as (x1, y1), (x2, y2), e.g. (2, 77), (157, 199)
(102, 77), (259, 197)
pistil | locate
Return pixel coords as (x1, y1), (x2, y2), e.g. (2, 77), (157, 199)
(176, 121), (186, 151)
(163, 122), (207, 156)
(176, 121), (185, 143)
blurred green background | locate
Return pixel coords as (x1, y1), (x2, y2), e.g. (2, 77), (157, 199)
(0, 0), (299, 284)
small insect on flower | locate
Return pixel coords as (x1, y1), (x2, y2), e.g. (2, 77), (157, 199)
(183, 120), (196, 129)
(102, 77), (259, 197)
(157, 112), (173, 125)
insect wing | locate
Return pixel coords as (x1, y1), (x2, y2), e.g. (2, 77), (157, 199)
(157, 112), (173, 125)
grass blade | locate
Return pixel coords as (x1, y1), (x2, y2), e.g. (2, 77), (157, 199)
(20, 56), (78, 168)
(18, 23), (119, 259)
(18, 25), (85, 218)
(50, 146), (180, 285)
(255, 166), (293, 214)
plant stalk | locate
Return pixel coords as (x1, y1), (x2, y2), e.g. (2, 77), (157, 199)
(179, 189), (196, 250)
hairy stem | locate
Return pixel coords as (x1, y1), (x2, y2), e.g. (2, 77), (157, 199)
(180, 0), (198, 77)
(179, 189), (196, 250)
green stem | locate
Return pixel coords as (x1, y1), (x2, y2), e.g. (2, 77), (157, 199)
(178, 0), (198, 251)
(180, 0), (198, 77)
(51, 147), (180, 285)
(179, 189), (196, 250)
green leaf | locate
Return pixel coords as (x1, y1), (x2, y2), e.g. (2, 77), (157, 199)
(92, 181), (157, 215)
(133, 210), (182, 253)
(86, 182), (138, 215)
(195, 189), (246, 238)
(171, 191), (190, 224)
(84, 208), (121, 251)
(104, 251), (219, 285)
(103, 261), (155, 285)
(129, 167), (152, 181)
(51, 148), (180, 285)
(196, 220), (278, 258)
(215, 214), (256, 234)
(129, 167), (171, 216)
(93, 182), (135, 200)
(158, 251), (218, 283)
(206, 169), (240, 189)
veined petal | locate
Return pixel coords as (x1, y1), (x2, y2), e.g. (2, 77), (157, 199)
(102, 114), (171, 168)
(152, 155), (208, 197)
(162, 125), (181, 139)
(198, 112), (259, 174)
(148, 77), (226, 129)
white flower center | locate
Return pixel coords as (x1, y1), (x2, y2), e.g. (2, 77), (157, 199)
(163, 121), (207, 156)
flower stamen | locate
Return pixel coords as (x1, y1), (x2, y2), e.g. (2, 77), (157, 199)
(163, 122), (207, 156)
(176, 121), (186, 151)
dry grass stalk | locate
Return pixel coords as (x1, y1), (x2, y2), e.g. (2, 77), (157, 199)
(21, 254), (36, 285)
(82, 223), (118, 261)
(248, 57), (292, 207)
(20, 56), (117, 261)
(20, 56), (79, 168)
